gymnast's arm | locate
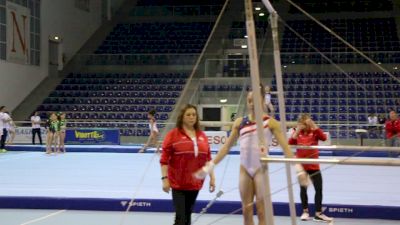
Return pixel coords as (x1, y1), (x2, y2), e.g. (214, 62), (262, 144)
(194, 117), (241, 178)
(269, 118), (309, 186)
(211, 117), (241, 165)
(268, 118), (294, 158)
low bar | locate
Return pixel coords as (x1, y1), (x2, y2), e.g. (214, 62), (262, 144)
(261, 157), (400, 166)
(290, 145), (400, 152)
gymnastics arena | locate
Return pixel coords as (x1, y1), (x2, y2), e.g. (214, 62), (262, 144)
(0, 0), (400, 225)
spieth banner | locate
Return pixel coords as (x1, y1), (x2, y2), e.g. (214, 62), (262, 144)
(65, 129), (120, 145)
(6, 2), (30, 64)
(13, 127), (47, 144)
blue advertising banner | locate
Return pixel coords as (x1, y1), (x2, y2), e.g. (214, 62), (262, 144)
(65, 129), (120, 145)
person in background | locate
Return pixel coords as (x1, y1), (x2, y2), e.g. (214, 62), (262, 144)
(264, 85), (275, 116)
(139, 109), (160, 153)
(378, 114), (386, 124)
(385, 110), (400, 157)
(195, 84), (308, 225)
(45, 112), (59, 154)
(367, 113), (378, 136)
(31, 111), (43, 145)
(58, 112), (67, 153)
(377, 114), (387, 139)
(230, 112), (237, 122)
(160, 104), (215, 225)
(0, 106), (11, 153)
(5, 112), (16, 145)
(289, 114), (333, 222)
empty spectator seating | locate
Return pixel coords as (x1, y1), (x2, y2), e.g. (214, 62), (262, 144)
(281, 18), (400, 64)
(95, 22), (214, 55)
(289, 0), (393, 13)
(38, 72), (187, 136)
(271, 71), (399, 139)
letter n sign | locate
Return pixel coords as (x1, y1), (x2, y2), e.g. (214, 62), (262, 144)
(6, 2), (30, 64)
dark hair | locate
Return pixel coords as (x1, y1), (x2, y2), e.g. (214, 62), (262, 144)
(148, 109), (156, 116)
(0, 106), (5, 111)
(176, 104), (200, 130)
(57, 112), (66, 120)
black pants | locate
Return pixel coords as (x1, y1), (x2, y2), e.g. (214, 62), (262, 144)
(32, 128), (42, 145)
(172, 189), (199, 225)
(300, 170), (323, 212)
(1, 128), (7, 149)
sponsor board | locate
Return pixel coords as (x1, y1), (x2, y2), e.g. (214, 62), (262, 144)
(66, 129), (120, 145)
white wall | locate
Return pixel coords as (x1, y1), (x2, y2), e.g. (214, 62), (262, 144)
(0, 0), (102, 111)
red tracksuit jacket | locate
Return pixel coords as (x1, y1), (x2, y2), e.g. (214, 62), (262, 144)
(385, 119), (400, 139)
(288, 128), (327, 171)
(160, 128), (211, 190)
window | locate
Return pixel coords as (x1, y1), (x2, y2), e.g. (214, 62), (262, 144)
(1, 0), (41, 65)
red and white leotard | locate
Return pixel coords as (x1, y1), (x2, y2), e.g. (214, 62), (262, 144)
(238, 115), (272, 177)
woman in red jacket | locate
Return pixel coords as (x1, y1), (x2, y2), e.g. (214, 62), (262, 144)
(385, 110), (400, 157)
(288, 114), (333, 222)
(160, 104), (215, 225)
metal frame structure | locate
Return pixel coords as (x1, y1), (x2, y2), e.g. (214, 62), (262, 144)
(244, 0), (297, 224)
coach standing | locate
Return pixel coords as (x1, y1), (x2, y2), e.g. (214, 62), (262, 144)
(31, 111), (43, 145)
(0, 106), (11, 152)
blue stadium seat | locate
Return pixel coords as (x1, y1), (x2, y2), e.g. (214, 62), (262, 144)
(318, 114), (328, 121)
(338, 114), (347, 121)
(339, 106), (347, 113)
(339, 131), (348, 139)
(367, 107), (376, 114)
(358, 114), (367, 122)
(320, 106), (328, 113)
(377, 107), (386, 114)
(330, 131), (338, 138)
(329, 106), (337, 113)
(357, 107), (366, 113)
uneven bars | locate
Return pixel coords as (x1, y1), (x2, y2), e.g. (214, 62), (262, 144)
(244, 0), (276, 224)
(261, 0), (298, 224)
(290, 145), (400, 152)
(261, 157), (400, 166)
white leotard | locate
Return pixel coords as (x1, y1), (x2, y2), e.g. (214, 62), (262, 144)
(265, 93), (272, 105)
(238, 115), (272, 177)
(149, 119), (159, 133)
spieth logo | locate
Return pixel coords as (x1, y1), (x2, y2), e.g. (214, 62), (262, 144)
(328, 207), (354, 213)
(120, 201), (151, 207)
